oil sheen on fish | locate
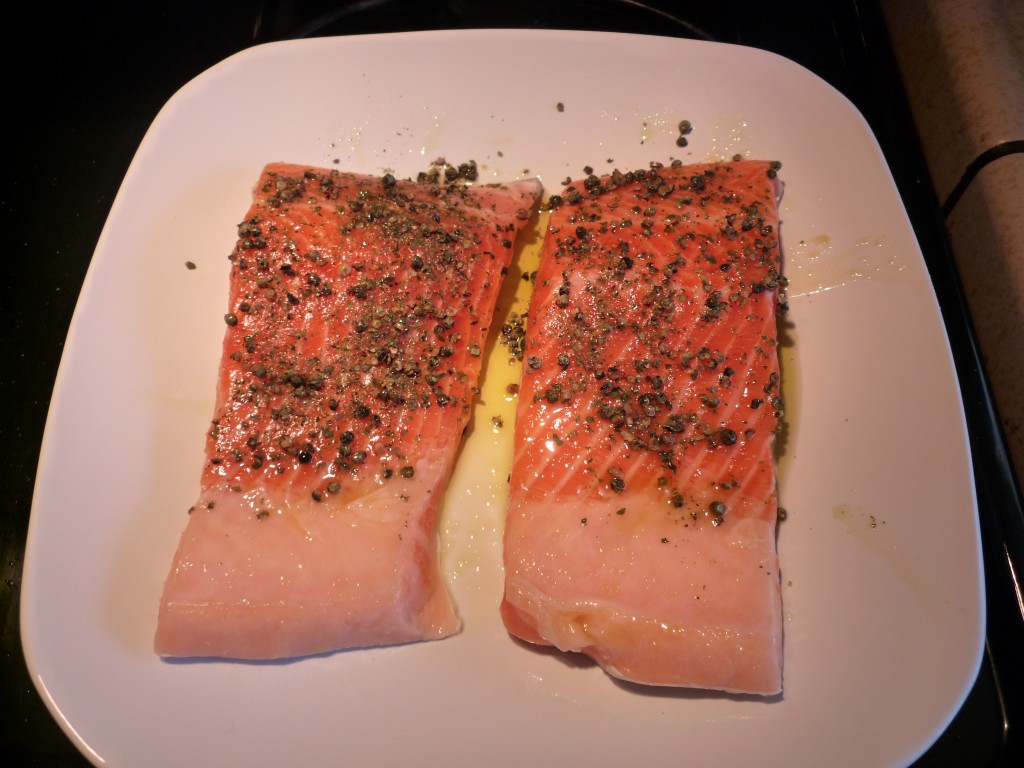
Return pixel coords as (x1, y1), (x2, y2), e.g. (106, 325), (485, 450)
(155, 162), (542, 659)
(501, 160), (785, 694)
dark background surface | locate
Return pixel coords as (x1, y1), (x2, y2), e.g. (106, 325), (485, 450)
(3, 1), (1021, 765)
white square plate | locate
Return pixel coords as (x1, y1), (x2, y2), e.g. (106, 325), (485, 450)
(23, 30), (982, 767)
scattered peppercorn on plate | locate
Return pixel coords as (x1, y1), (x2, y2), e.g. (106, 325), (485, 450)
(23, 29), (981, 768)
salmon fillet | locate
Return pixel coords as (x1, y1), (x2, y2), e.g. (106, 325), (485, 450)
(156, 163), (542, 659)
(501, 160), (785, 694)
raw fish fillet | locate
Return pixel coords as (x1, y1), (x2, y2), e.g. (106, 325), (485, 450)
(501, 160), (785, 694)
(156, 163), (541, 659)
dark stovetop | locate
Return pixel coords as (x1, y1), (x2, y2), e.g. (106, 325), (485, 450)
(3, 1), (1021, 765)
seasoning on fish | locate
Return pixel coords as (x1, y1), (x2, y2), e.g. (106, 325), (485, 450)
(155, 162), (542, 659)
(501, 159), (785, 694)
